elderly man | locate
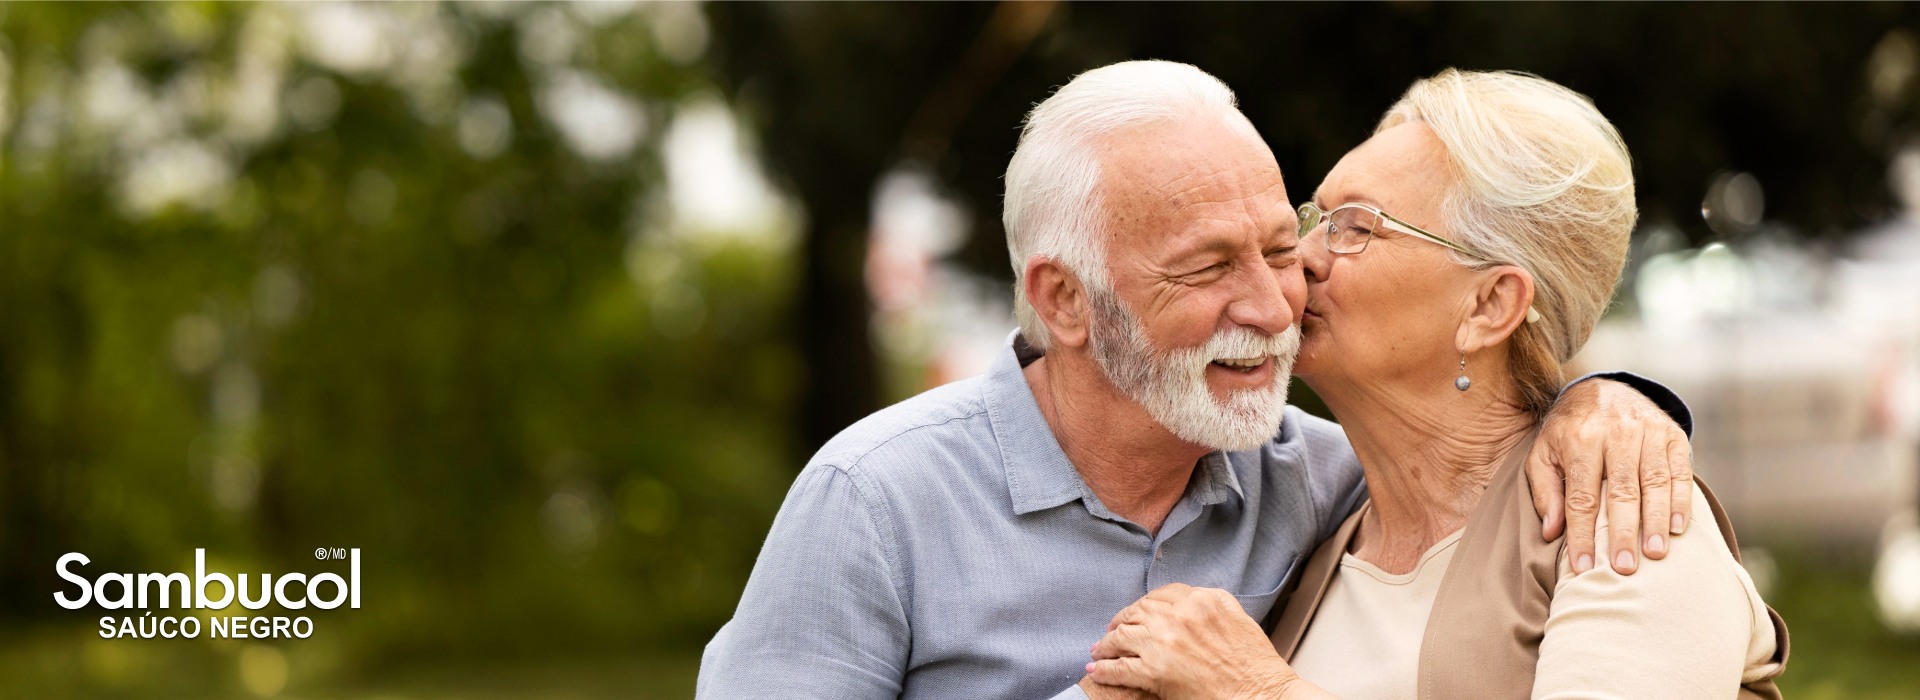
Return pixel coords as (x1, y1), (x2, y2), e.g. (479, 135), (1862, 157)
(696, 61), (1694, 700)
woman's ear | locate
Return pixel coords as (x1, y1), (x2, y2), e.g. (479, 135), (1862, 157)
(1025, 256), (1093, 349)
(1454, 265), (1535, 354)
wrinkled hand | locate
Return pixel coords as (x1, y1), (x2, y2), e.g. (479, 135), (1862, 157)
(1527, 378), (1693, 576)
(1077, 677), (1159, 700)
(1086, 583), (1303, 700)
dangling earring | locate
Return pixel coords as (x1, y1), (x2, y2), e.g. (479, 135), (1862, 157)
(1454, 353), (1471, 392)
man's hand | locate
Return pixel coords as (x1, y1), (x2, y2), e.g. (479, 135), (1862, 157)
(1526, 378), (1693, 575)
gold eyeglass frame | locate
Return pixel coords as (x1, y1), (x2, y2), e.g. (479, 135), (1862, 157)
(1296, 201), (1541, 324)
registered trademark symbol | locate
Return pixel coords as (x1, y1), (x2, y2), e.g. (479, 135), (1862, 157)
(315, 548), (328, 559)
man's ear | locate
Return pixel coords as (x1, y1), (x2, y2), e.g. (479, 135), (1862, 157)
(1455, 265), (1535, 354)
(1024, 255), (1093, 349)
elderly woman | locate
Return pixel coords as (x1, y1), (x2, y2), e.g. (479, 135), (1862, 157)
(1081, 70), (1789, 699)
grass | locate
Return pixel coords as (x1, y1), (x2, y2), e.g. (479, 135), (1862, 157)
(0, 631), (701, 700)
(1765, 545), (1920, 699)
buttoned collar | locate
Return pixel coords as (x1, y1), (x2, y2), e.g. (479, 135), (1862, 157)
(983, 331), (1245, 517)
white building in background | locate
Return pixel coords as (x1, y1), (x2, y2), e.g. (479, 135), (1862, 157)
(1578, 245), (1918, 547)
(1853, 147), (1920, 633)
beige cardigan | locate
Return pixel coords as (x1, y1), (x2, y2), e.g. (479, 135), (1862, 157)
(1264, 435), (1791, 699)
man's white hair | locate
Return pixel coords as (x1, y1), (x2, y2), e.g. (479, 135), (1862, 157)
(1003, 60), (1244, 349)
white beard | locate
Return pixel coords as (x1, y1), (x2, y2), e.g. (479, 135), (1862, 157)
(1087, 289), (1301, 452)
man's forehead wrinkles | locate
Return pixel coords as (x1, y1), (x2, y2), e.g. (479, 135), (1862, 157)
(1150, 186), (1290, 239)
(1179, 205), (1272, 233)
(1166, 180), (1237, 208)
(1159, 171), (1281, 209)
(1156, 163), (1232, 197)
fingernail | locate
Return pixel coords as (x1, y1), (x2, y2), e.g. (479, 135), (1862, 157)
(1576, 554), (1593, 573)
(1086, 662), (1097, 674)
(1672, 514), (1687, 535)
(1647, 534), (1666, 555)
(1615, 550), (1635, 572)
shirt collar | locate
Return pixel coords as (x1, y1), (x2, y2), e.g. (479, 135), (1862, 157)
(984, 330), (1245, 515)
(985, 331), (1087, 515)
(1191, 451), (1244, 505)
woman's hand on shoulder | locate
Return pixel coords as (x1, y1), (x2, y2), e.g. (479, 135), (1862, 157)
(1527, 377), (1694, 576)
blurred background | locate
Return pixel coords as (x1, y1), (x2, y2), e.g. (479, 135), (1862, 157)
(2, 2), (1918, 698)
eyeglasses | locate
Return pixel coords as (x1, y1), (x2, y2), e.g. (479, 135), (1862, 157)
(1296, 201), (1481, 258)
(1297, 201), (1542, 324)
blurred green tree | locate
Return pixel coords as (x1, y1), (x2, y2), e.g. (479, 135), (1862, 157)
(0, 3), (796, 686)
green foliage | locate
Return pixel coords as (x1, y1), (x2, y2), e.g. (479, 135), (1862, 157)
(0, 3), (796, 691)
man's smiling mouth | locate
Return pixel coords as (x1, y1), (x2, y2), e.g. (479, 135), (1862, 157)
(1211, 356), (1269, 372)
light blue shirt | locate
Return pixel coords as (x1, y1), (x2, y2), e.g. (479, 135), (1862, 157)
(697, 333), (1369, 699)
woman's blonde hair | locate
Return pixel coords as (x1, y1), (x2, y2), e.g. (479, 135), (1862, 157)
(1377, 69), (1636, 415)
